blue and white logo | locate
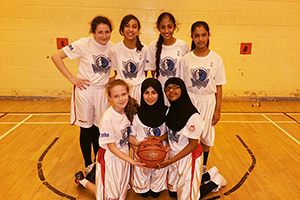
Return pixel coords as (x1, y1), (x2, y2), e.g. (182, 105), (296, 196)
(101, 132), (109, 137)
(168, 128), (180, 143)
(160, 57), (177, 77)
(122, 60), (139, 79)
(144, 127), (161, 138)
(92, 54), (111, 74)
(119, 124), (131, 147)
(190, 67), (210, 88)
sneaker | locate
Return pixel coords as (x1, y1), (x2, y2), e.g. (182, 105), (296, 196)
(75, 171), (85, 186)
(86, 164), (95, 183)
(84, 163), (94, 175)
(202, 165), (207, 174)
(203, 166), (218, 184)
(211, 173), (227, 192)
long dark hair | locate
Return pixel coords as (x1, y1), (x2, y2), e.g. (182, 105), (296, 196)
(90, 16), (113, 33)
(119, 14), (144, 52)
(191, 21), (210, 51)
(106, 79), (139, 123)
(155, 12), (176, 78)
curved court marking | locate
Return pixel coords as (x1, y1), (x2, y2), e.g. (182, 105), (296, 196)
(37, 137), (76, 200)
(204, 135), (256, 200)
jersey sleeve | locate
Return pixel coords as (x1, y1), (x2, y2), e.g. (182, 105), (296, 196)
(215, 56), (227, 85)
(62, 39), (84, 60)
(99, 117), (116, 145)
(109, 46), (118, 71)
(182, 113), (204, 140)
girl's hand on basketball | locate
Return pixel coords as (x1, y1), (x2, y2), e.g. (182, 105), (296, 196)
(134, 161), (148, 169)
(70, 76), (90, 90)
(156, 159), (172, 169)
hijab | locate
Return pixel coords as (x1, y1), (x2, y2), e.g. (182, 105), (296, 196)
(138, 78), (168, 128)
(165, 77), (198, 132)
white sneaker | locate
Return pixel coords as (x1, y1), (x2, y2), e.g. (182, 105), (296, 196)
(84, 163), (94, 175)
(211, 173), (227, 192)
(203, 165), (207, 174)
(203, 166), (218, 184)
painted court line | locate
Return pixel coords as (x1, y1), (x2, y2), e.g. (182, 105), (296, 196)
(262, 114), (300, 146)
(0, 114), (33, 140)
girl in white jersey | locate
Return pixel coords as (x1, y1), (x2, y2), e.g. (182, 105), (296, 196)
(51, 16), (113, 175)
(148, 12), (189, 105)
(74, 79), (145, 200)
(110, 14), (150, 103)
(129, 78), (168, 198)
(180, 21), (227, 173)
(157, 77), (204, 200)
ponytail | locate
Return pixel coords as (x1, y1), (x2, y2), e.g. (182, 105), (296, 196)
(191, 41), (196, 51)
(136, 35), (144, 52)
(125, 96), (139, 123)
(155, 34), (164, 78)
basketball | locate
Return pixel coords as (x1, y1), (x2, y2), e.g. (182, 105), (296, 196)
(137, 140), (167, 168)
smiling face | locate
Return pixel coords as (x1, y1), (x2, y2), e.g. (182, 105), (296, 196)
(109, 85), (129, 114)
(192, 26), (209, 50)
(123, 19), (139, 41)
(158, 16), (176, 43)
(93, 23), (111, 45)
(143, 86), (158, 106)
(165, 84), (181, 102)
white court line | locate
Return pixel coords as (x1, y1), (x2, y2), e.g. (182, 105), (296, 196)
(262, 114), (300, 146)
(0, 114), (33, 140)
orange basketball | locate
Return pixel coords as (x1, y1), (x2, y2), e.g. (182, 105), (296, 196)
(137, 140), (167, 168)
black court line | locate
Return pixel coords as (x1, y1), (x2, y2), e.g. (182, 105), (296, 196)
(203, 135), (256, 200)
(37, 137), (76, 200)
(0, 113), (8, 118)
(283, 112), (300, 125)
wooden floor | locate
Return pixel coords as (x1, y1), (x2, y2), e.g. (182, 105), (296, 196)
(0, 100), (300, 200)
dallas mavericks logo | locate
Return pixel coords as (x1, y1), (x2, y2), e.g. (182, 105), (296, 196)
(122, 60), (139, 79)
(144, 127), (161, 138)
(160, 57), (177, 77)
(167, 128), (180, 143)
(120, 124), (131, 147)
(92, 54), (111, 74)
(191, 67), (210, 88)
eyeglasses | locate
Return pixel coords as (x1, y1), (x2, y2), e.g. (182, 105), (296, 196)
(164, 84), (180, 92)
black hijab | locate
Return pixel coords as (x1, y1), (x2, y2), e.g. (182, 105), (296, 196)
(165, 77), (198, 132)
(138, 78), (168, 128)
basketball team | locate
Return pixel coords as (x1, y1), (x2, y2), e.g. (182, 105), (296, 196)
(51, 12), (227, 200)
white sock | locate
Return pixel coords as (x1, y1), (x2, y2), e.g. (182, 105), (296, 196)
(79, 178), (88, 188)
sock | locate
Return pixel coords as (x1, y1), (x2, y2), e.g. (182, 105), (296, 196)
(203, 151), (209, 166)
(80, 127), (92, 167)
(91, 125), (100, 160)
(79, 178), (88, 188)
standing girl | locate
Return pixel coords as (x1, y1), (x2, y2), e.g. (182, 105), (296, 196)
(129, 78), (168, 198)
(110, 14), (150, 103)
(51, 16), (113, 175)
(148, 12), (189, 104)
(158, 77), (204, 200)
(180, 21), (226, 173)
(75, 79), (145, 200)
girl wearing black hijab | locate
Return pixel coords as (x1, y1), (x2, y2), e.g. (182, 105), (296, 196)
(129, 78), (168, 198)
(157, 77), (204, 200)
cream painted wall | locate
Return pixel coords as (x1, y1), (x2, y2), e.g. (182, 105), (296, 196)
(0, 0), (300, 99)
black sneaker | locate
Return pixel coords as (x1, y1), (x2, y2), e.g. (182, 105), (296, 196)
(86, 164), (96, 183)
(75, 171), (85, 186)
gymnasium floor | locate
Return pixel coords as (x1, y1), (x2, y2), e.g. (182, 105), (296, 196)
(0, 100), (299, 200)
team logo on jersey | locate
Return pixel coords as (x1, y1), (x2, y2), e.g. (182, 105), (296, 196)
(122, 60), (139, 79)
(92, 54), (111, 74)
(68, 44), (74, 50)
(188, 125), (195, 132)
(160, 57), (177, 77)
(190, 67), (210, 88)
(167, 128), (180, 143)
(119, 124), (131, 147)
(101, 132), (109, 137)
(144, 127), (161, 138)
